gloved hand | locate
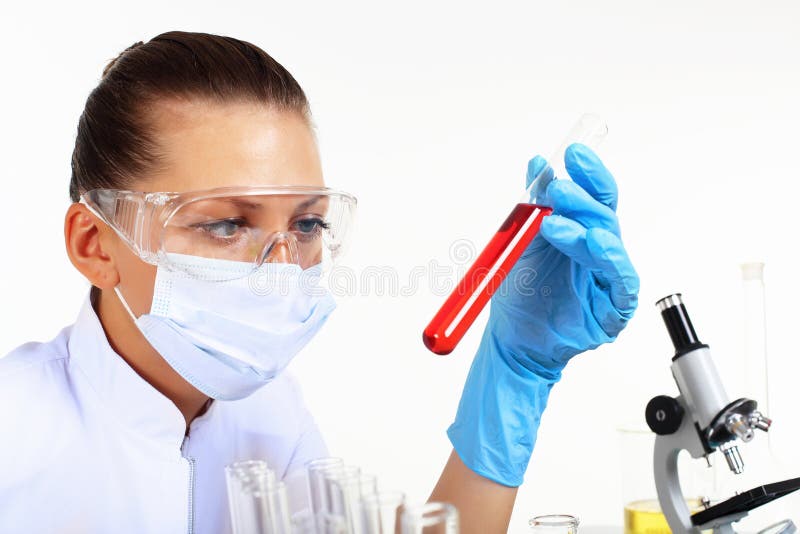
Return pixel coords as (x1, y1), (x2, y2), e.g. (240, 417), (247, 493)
(447, 143), (639, 487)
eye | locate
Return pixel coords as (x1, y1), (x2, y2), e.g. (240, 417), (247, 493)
(292, 217), (330, 235)
(192, 218), (247, 239)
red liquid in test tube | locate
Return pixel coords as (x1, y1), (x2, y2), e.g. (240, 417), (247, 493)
(422, 114), (607, 355)
(422, 203), (552, 355)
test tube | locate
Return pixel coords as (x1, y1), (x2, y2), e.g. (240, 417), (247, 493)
(324, 466), (363, 532)
(307, 457), (345, 515)
(290, 510), (316, 534)
(422, 114), (608, 355)
(317, 514), (349, 534)
(226, 460), (291, 534)
(226, 461), (274, 534)
(400, 502), (459, 534)
(290, 511), (349, 534)
(359, 474), (379, 501)
(361, 491), (406, 534)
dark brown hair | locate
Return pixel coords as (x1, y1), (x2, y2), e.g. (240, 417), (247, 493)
(69, 31), (311, 201)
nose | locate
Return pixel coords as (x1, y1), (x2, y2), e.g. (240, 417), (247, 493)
(261, 233), (300, 266)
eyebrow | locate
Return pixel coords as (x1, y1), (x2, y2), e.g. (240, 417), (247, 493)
(293, 195), (324, 213)
(226, 195), (324, 212)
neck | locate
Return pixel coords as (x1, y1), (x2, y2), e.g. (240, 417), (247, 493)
(93, 287), (211, 432)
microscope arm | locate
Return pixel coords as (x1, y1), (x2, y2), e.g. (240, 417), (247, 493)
(653, 396), (708, 534)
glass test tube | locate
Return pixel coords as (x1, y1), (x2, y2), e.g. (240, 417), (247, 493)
(325, 466), (370, 533)
(529, 514), (580, 534)
(323, 465), (360, 513)
(422, 114), (609, 355)
(400, 502), (459, 534)
(290, 510), (316, 534)
(290, 511), (348, 534)
(359, 474), (379, 501)
(361, 491), (406, 534)
(226, 460), (291, 534)
(226, 461), (274, 534)
(307, 457), (345, 515)
(317, 514), (349, 534)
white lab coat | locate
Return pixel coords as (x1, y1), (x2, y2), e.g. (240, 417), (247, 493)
(0, 294), (327, 533)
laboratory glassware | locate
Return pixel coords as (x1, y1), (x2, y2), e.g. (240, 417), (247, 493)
(290, 510), (316, 534)
(400, 502), (459, 534)
(623, 499), (707, 534)
(325, 467), (374, 533)
(318, 514), (349, 534)
(617, 426), (711, 534)
(225, 460), (291, 534)
(758, 520), (798, 534)
(307, 457), (345, 515)
(323, 465), (361, 518)
(292, 513), (348, 534)
(732, 262), (794, 531)
(361, 491), (406, 534)
(528, 514), (579, 534)
(226, 460), (274, 534)
(358, 474), (379, 501)
(423, 114), (608, 355)
(740, 262), (771, 444)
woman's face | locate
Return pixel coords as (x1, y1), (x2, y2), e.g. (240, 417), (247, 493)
(109, 100), (324, 316)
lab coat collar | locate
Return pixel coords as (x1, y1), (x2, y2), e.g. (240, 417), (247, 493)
(67, 292), (188, 451)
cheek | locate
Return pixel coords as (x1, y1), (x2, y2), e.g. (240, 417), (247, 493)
(115, 242), (158, 315)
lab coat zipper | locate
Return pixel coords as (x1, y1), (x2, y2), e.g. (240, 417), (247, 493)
(181, 436), (196, 534)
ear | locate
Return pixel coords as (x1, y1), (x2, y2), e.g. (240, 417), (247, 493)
(64, 203), (120, 290)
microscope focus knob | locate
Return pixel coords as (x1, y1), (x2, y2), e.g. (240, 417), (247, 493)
(646, 395), (684, 435)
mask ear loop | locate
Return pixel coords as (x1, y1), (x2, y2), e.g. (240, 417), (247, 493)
(114, 285), (139, 322)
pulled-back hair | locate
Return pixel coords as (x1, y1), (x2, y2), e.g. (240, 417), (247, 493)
(69, 31), (311, 201)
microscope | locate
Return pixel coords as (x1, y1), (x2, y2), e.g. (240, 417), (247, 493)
(645, 293), (800, 533)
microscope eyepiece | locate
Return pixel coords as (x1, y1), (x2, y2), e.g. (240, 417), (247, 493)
(656, 293), (708, 358)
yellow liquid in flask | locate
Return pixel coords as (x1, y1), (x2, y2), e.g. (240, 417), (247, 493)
(624, 499), (708, 534)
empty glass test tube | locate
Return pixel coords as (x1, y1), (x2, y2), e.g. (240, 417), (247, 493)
(400, 502), (459, 534)
(361, 491), (406, 534)
(307, 457), (345, 515)
(324, 466), (374, 533)
(226, 460), (291, 534)
(290, 511), (348, 534)
(226, 460), (274, 534)
(423, 113), (608, 355)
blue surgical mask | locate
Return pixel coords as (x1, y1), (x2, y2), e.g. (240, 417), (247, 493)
(115, 254), (336, 400)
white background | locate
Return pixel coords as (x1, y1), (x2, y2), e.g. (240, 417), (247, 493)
(2, 1), (799, 531)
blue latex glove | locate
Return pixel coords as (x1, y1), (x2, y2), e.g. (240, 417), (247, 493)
(447, 143), (639, 486)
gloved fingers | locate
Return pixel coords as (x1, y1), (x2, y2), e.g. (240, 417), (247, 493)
(584, 227), (639, 318)
(525, 155), (548, 190)
(540, 217), (639, 317)
(539, 214), (591, 262)
(545, 179), (621, 237)
(564, 144), (618, 212)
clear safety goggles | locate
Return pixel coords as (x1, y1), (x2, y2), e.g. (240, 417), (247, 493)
(80, 185), (357, 281)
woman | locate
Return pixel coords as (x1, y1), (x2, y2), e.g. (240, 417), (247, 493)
(0, 32), (639, 533)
